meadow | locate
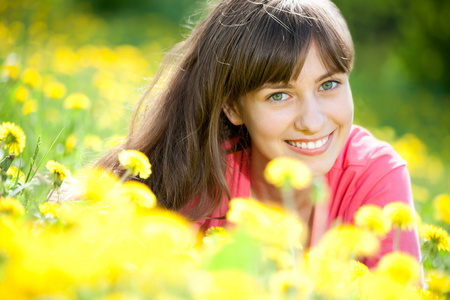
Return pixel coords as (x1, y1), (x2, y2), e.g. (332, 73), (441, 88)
(0, 0), (449, 299)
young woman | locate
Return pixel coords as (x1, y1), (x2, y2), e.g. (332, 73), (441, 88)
(97, 0), (421, 268)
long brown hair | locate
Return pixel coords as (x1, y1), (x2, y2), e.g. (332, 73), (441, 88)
(96, 0), (354, 221)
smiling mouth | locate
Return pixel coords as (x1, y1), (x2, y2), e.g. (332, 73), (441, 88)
(286, 135), (329, 150)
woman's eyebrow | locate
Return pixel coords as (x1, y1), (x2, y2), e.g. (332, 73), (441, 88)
(257, 82), (295, 91)
(256, 71), (345, 91)
(315, 71), (343, 83)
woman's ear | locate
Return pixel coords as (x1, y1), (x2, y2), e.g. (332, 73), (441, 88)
(223, 104), (244, 126)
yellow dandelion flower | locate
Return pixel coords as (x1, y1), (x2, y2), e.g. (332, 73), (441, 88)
(0, 122), (26, 155)
(2, 64), (20, 80)
(74, 167), (119, 202)
(22, 67), (41, 87)
(65, 134), (77, 152)
(53, 46), (79, 75)
(43, 81), (66, 99)
(84, 134), (103, 151)
(0, 197), (25, 216)
(415, 288), (440, 300)
(227, 197), (304, 249)
(39, 201), (60, 218)
(419, 224), (450, 252)
(383, 202), (416, 230)
(264, 157), (312, 190)
(6, 166), (25, 184)
(203, 226), (233, 247)
(63, 92), (91, 110)
(426, 270), (450, 294)
(433, 194), (450, 224)
(14, 86), (28, 102)
(117, 181), (157, 209)
(316, 225), (380, 259)
(45, 160), (70, 186)
(269, 270), (314, 299)
(354, 204), (391, 237)
(23, 99), (38, 115)
(348, 260), (370, 281)
(360, 273), (422, 300)
(377, 252), (421, 285)
(118, 149), (151, 179)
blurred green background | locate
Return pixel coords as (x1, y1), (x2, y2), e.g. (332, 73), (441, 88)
(0, 0), (448, 225)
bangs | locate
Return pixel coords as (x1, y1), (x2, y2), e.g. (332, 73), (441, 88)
(220, 0), (354, 99)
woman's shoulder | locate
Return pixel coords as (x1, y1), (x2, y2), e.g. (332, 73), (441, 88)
(332, 124), (406, 172)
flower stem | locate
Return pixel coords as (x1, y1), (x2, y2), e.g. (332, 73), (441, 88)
(281, 186), (298, 274)
(394, 227), (401, 251)
(119, 170), (132, 184)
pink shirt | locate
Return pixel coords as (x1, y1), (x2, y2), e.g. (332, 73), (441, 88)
(194, 125), (421, 268)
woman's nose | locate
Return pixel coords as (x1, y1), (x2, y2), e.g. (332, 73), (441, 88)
(294, 95), (327, 133)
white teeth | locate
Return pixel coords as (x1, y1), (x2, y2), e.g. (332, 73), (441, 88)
(316, 140), (323, 148)
(287, 136), (329, 150)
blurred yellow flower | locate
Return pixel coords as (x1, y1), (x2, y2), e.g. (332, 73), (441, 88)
(392, 133), (426, 177)
(203, 226), (233, 247)
(419, 224), (450, 252)
(2, 64), (19, 80)
(84, 134), (102, 151)
(348, 260), (370, 281)
(53, 46), (79, 74)
(426, 270), (450, 294)
(433, 194), (450, 224)
(39, 202), (60, 218)
(227, 197), (304, 249)
(360, 273), (422, 300)
(118, 181), (157, 209)
(188, 270), (266, 299)
(46, 160), (70, 186)
(22, 68), (41, 87)
(118, 149), (151, 179)
(73, 167), (119, 202)
(6, 166), (25, 184)
(0, 122), (26, 155)
(415, 288), (440, 300)
(43, 81), (66, 99)
(63, 92), (91, 110)
(377, 252), (421, 285)
(354, 204), (391, 237)
(65, 134), (78, 152)
(316, 225), (380, 259)
(22, 99), (38, 115)
(264, 157), (312, 190)
(268, 270), (314, 299)
(0, 197), (25, 216)
(383, 202), (416, 230)
(304, 253), (353, 298)
(14, 86), (28, 102)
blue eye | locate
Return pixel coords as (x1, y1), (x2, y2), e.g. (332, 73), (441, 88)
(319, 81), (338, 91)
(269, 92), (290, 102)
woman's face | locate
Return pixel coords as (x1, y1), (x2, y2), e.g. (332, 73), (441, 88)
(225, 44), (354, 176)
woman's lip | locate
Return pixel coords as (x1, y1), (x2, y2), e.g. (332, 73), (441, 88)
(287, 133), (332, 143)
(285, 131), (334, 155)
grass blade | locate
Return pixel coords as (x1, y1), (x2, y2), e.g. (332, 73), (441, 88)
(28, 128), (65, 183)
(25, 136), (41, 183)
